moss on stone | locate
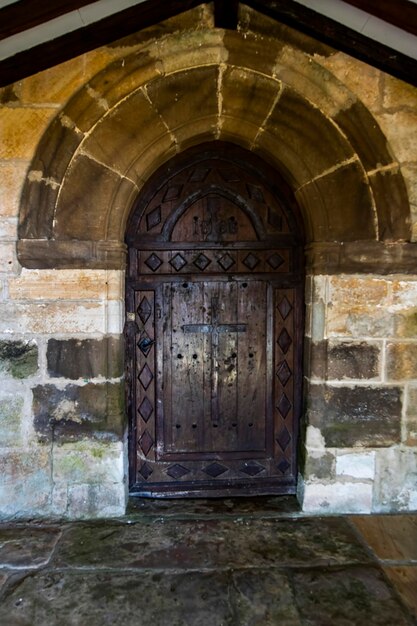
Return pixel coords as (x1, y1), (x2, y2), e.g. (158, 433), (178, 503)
(0, 340), (38, 379)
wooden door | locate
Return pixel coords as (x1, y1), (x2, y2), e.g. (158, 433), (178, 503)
(126, 143), (304, 497)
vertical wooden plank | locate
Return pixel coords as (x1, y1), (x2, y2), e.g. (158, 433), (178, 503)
(237, 280), (267, 452)
(170, 281), (207, 453)
(217, 281), (238, 451)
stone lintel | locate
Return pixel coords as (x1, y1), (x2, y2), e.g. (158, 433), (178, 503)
(17, 239), (127, 270)
(306, 240), (417, 275)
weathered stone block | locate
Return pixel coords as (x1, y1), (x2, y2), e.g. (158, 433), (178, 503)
(52, 441), (125, 484)
(387, 343), (417, 380)
(61, 482), (126, 518)
(303, 450), (335, 481)
(9, 269), (123, 301)
(336, 452), (375, 480)
(393, 309), (417, 339)
(308, 384), (402, 447)
(0, 302), (106, 334)
(376, 110), (417, 164)
(224, 30), (280, 76)
(405, 385), (417, 446)
(0, 449), (51, 517)
(373, 448), (417, 512)
(318, 53), (381, 111)
(383, 74), (417, 110)
(0, 393), (24, 446)
(295, 161), (375, 241)
(54, 154), (127, 241)
(369, 168), (410, 240)
(0, 241), (18, 274)
(81, 89), (167, 176)
(301, 481), (373, 514)
(47, 336), (122, 380)
(0, 162), (29, 218)
(0, 340), (38, 378)
(0, 108), (55, 159)
(328, 276), (389, 308)
(262, 87), (355, 187)
(327, 341), (380, 380)
(220, 67), (281, 144)
(33, 382), (125, 443)
(304, 338), (327, 379)
(333, 100), (393, 171)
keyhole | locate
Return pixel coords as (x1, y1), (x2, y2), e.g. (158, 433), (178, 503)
(177, 354), (183, 359)
(192, 354), (198, 360)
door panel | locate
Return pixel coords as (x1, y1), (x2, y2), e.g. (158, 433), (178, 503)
(126, 142), (304, 497)
(161, 280), (268, 457)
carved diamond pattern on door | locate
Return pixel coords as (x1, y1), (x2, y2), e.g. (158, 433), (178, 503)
(138, 397), (153, 423)
(146, 206), (161, 231)
(139, 430), (154, 456)
(145, 253), (163, 272)
(138, 462), (153, 480)
(217, 253), (235, 271)
(138, 363), (153, 390)
(203, 462), (228, 477)
(242, 253), (260, 270)
(277, 328), (292, 354)
(277, 296), (292, 320)
(126, 144), (303, 497)
(276, 361), (292, 387)
(167, 464), (190, 479)
(193, 253), (211, 271)
(277, 393), (292, 419)
(170, 253), (187, 272)
(137, 296), (152, 324)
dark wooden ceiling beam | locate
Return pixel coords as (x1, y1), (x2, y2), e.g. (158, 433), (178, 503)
(214, 0), (239, 29)
(0, 0), (416, 88)
(245, 0), (417, 87)
(0, 0), (202, 88)
(0, 0), (97, 41)
(342, 0), (417, 38)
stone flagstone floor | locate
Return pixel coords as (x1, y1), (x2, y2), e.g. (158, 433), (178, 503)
(0, 497), (416, 625)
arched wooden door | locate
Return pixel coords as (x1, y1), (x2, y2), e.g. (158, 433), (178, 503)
(126, 143), (304, 497)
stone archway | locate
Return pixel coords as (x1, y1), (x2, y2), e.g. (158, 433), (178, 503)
(17, 27), (411, 272)
(14, 13), (417, 516)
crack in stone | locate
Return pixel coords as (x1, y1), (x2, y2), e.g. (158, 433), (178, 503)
(251, 80), (284, 149)
(296, 156), (361, 191)
(141, 84), (178, 151)
(216, 63), (226, 139)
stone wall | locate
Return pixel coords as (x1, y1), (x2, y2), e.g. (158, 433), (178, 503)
(301, 275), (417, 513)
(0, 269), (126, 518)
(0, 4), (416, 517)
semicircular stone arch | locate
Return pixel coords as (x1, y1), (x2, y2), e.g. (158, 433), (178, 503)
(17, 27), (411, 272)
